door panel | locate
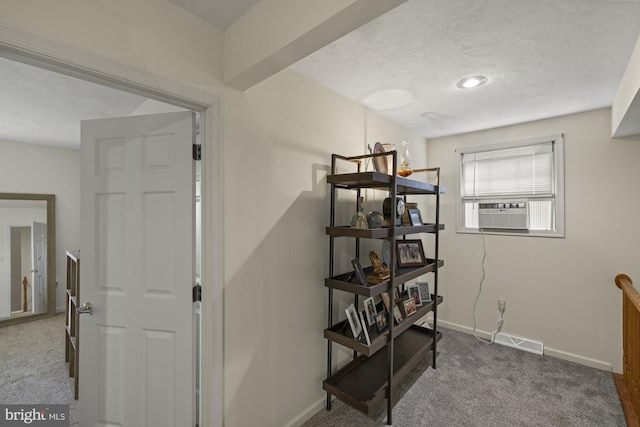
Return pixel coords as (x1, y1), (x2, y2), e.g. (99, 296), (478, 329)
(79, 111), (195, 427)
(32, 221), (47, 313)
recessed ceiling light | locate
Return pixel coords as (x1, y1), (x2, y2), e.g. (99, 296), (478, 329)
(420, 111), (439, 119)
(363, 88), (415, 110)
(456, 76), (487, 89)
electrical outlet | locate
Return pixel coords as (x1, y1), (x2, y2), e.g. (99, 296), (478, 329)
(498, 300), (506, 313)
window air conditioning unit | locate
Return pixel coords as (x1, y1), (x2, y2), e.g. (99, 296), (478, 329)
(478, 202), (528, 230)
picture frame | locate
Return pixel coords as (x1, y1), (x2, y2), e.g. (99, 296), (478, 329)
(392, 304), (403, 324)
(408, 208), (423, 226)
(381, 291), (403, 324)
(350, 258), (368, 286)
(417, 281), (431, 303)
(381, 292), (391, 312)
(395, 239), (427, 267)
(363, 297), (377, 326)
(359, 311), (371, 346)
(345, 303), (362, 338)
(403, 298), (417, 317)
(375, 310), (388, 332)
(407, 284), (422, 307)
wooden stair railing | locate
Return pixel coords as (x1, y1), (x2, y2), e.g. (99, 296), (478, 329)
(614, 273), (640, 427)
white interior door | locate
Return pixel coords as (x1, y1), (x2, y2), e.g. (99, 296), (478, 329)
(79, 111), (195, 427)
(32, 221), (47, 313)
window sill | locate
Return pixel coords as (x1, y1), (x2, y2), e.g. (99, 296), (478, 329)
(456, 228), (565, 238)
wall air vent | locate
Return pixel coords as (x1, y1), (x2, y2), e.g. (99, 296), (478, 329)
(478, 202), (528, 230)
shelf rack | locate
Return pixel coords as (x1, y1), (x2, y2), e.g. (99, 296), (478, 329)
(324, 151), (444, 424)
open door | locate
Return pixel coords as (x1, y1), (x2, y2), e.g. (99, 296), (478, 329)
(32, 221), (47, 314)
(79, 111), (196, 426)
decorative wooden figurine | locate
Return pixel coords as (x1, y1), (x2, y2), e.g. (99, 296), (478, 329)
(367, 250), (390, 283)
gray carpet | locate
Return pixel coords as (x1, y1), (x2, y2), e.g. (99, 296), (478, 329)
(304, 327), (626, 427)
(0, 313), (78, 426)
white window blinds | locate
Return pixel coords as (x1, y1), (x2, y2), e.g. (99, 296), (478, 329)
(461, 142), (554, 198)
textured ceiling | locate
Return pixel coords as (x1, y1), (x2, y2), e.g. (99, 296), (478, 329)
(292, 0), (640, 139)
(0, 56), (147, 148)
(2, 0), (640, 149)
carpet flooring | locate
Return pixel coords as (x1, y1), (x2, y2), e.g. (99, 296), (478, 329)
(304, 326), (626, 427)
(0, 313), (78, 426)
(1, 317), (625, 427)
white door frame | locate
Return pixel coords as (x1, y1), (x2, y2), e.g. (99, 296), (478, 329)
(0, 25), (224, 427)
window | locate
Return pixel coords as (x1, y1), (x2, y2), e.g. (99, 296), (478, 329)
(457, 134), (564, 237)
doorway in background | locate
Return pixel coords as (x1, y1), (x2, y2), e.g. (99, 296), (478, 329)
(0, 46), (219, 425)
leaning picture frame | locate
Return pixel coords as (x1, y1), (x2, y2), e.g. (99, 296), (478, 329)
(407, 284), (422, 307)
(408, 208), (423, 226)
(403, 298), (417, 317)
(363, 297), (377, 326)
(395, 239), (427, 268)
(392, 304), (403, 324)
(375, 310), (388, 332)
(345, 303), (362, 338)
(417, 281), (431, 303)
(350, 258), (368, 286)
(359, 311), (371, 346)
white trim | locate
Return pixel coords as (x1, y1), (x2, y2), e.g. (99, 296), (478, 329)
(283, 396), (328, 427)
(0, 23), (221, 109)
(0, 24), (224, 427)
(438, 320), (612, 371)
(201, 101), (225, 427)
(543, 347), (612, 372)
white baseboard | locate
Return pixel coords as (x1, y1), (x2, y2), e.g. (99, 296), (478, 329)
(438, 319), (491, 338)
(56, 306), (66, 313)
(437, 320), (612, 372)
(544, 347), (612, 371)
(283, 396), (328, 427)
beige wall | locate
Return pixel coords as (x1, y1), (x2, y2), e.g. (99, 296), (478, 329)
(427, 108), (640, 373)
(1, 4), (424, 425)
(0, 0), (225, 95)
(222, 67), (424, 426)
(0, 140), (81, 313)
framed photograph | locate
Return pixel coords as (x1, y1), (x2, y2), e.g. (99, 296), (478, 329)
(363, 297), (377, 326)
(395, 240), (427, 267)
(408, 208), (423, 226)
(392, 304), (403, 324)
(407, 284), (422, 307)
(375, 310), (388, 332)
(345, 303), (362, 338)
(359, 311), (371, 346)
(350, 258), (368, 285)
(381, 292), (391, 312)
(418, 281), (431, 303)
(403, 298), (417, 317)
(382, 292), (403, 324)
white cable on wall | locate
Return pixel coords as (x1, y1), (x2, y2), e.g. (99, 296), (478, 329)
(472, 228), (504, 344)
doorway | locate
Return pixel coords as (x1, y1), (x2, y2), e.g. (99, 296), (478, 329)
(0, 35), (223, 426)
(9, 226), (31, 315)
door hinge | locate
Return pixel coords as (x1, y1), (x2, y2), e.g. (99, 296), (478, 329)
(193, 144), (201, 161)
(192, 284), (202, 302)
